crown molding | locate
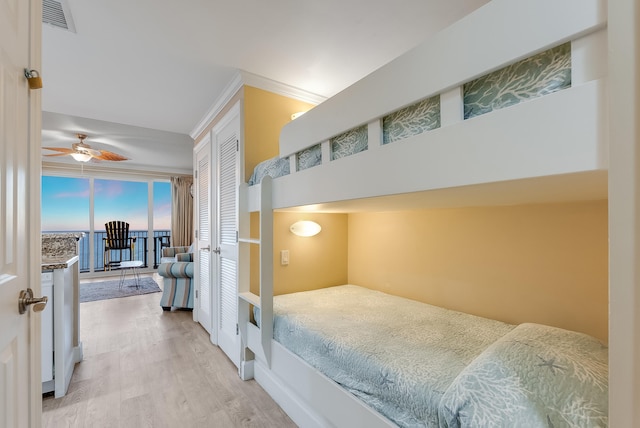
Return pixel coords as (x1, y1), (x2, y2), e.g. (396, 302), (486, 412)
(189, 70), (327, 140)
(189, 72), (244, 140)
(238, 71), (327, 105)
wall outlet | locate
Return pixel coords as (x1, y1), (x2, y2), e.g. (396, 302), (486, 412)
(281, 249), (289, 266)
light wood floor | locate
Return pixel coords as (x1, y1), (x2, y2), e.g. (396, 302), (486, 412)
(42, 274), (296, 428)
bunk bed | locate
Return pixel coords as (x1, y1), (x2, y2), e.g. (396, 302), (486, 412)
(237, 0), (609, 426)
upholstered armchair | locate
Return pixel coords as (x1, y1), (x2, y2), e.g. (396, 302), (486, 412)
(158, 246), (194, 311)
(159, 245), (191, 264)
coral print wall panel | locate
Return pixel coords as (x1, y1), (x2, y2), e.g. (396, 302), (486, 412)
(464, 43), (572, 119)
(331, 125), (368, 161)
(383, 95), (441, 145)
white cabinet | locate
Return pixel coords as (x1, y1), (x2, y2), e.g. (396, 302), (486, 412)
(40, 257), (82, 397)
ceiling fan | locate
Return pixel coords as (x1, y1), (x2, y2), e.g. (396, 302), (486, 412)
(43, 134), (128, 162)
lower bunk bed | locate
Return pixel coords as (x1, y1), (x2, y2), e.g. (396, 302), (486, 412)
(247, 285), (608, 428)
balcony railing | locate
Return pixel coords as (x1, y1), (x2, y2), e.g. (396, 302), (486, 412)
(152, 231), (171, 268)
(44, 230), (171, 273)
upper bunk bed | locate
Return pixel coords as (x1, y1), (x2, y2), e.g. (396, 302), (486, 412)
(244, 0), (608, 213)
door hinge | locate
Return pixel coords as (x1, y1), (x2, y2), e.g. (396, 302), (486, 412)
(195, 230), (198, 238)
(236, 231), (239, 242)
(236, 323), (239, 335)
(236, 140), (239, 151)
(195, 289), (199, 299)
(195, 170), (198, 179)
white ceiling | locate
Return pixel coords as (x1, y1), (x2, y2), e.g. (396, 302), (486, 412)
(41, 111), (194, 174)
(41, 0), (489, 174)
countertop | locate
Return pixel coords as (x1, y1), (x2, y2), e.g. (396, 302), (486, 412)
(42, 255), (79, 272)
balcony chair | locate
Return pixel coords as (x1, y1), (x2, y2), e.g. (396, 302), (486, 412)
(158, 246), (194, 310)
(103, 221), (136, 270)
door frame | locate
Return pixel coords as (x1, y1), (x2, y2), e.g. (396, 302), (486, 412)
(28, 0), (44, 423)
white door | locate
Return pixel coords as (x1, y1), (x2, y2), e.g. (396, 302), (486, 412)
(0, 0), (42, 426)
(214, 103), (241, 367)
(194, 135), (213, 335)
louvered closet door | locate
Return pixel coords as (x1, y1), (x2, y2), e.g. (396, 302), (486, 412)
(215, 107), (241, 367)
(195, 135), (213, 334)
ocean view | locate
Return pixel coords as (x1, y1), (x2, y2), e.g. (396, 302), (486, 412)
(42, 176), (172, 273)
(43, 229), (171, 272)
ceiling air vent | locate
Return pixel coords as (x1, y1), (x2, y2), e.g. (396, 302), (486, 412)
(42, 0), (76, 32)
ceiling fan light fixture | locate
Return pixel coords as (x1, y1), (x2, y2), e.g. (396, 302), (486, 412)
(43, 133), (128, 162)
(70, 152), (91, 162)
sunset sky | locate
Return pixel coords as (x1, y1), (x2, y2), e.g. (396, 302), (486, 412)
(42, 176), (171, 231)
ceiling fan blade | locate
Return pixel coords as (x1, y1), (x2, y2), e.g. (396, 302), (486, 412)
(43, 147), (76, 154)
(43, 153), (72, 157)
(93, 150), (128, 161)
(44, 138), (129, 162)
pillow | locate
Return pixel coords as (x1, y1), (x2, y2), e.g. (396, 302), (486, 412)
(438, 323), (608, 428)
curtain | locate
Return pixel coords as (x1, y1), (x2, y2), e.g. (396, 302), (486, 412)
(170, 176), (194, 247)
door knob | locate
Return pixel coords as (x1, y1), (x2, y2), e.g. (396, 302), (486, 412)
(202, 245), (211, 251)
(213, 247), (221, 254)
(18, 288), (48, 314)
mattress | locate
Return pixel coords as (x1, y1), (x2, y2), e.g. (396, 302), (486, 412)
(268, 285), (515, 427)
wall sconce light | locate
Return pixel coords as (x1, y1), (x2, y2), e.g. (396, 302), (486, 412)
(290, 220), (321, 237)
(70, 152), (92, 162)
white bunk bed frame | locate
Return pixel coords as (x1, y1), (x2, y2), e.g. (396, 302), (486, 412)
(238, 1), (608, 426)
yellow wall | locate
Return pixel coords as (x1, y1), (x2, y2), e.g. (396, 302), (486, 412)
(243, 86), (315, 182)
(347, 200), (609, 341)
(272, 212), (348, 296)
(240, 86), (317, 295)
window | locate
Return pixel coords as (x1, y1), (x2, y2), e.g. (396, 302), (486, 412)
(41, 176), (89, 232)
(95, 179), (148, 231)
(41, 175), (172, 274)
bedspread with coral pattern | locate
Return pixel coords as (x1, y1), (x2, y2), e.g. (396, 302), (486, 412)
(248, 156), (290, 185)
(270, 285), (514, 427)
(438, 323), (608, 428)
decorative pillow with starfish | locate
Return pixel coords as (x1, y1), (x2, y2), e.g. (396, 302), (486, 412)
(439, 323), (608, 427)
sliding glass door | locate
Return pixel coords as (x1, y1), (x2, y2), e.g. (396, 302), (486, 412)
(42, 175), (171, 274)
(94, 179), (148, 270)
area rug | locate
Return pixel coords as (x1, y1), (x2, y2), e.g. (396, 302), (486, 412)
(80, 277), (161, 303)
